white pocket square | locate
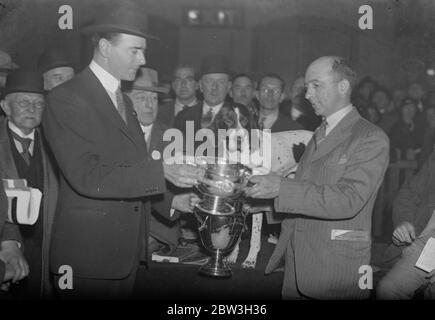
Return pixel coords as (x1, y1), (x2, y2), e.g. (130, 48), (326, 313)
(338, 155), (348, 164)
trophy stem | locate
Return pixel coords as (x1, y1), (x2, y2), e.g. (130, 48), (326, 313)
(199, 250), (232, 278)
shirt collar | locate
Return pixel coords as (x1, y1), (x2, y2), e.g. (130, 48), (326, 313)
(203, 101), (224, 114)
(89, 60), (120, 93)
(325, 104), (353, 131)
(140, 123), (153, 134)
(8, 121), (35, 140)
(175, 98), (197, 109)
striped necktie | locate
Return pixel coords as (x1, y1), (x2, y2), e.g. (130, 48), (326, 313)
(201, 108), (214, 128)
(313, 119), (328, 150)
(115, 87), (127, 124)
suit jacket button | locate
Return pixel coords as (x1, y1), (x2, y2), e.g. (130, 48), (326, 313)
(134, 206), (139, 212)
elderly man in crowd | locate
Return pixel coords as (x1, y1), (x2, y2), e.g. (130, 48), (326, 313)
(377, 150), (435, 299)
(42, 3), (202, 299)
(157, 65), (198, 127)
(246, 56), (389, 299)
(38, 45), (75, 91)
(124, 66), (200, 255)
(0, 69), (58, 298)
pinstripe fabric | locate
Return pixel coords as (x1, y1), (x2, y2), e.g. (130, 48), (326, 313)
(265, 108), (390, 299)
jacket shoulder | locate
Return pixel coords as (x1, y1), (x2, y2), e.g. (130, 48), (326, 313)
(353, 116), (389, 144)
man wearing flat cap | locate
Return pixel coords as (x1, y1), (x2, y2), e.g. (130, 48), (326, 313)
(38, 45), (75, 91)
(0, 69), (58, 298)
(42, 2), (202, 298)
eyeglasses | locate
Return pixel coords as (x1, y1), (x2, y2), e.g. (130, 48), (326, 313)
(14, 99), (45, 110)
(260, 87), (281, 95)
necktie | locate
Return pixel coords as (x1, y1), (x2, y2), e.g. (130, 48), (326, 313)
(115, 87), (127, 124)
(11, 131), (32, 165)
(182, 105), (189, 111)
(313, 119), (328, 150)
(201, 108), (214, 128)
(258, 116), (266, 130)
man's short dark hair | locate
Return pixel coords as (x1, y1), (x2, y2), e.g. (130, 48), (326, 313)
(259, 73), (285, 91)
(232, 73), (254, 84)
(91, 32), (122, 50)
(173, 64), (197, 81)
(330, 57), (357, 89)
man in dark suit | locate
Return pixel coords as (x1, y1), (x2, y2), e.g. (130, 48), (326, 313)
(124, 66), (200, 254)
(174, 55), (247, 157)
(157, 65), (198, 127)
(42, 4), (202, 298)
(247, 56), (390, 299)
(0, 70), (57, 298)
(230, 73), (259, 123)
(256, 74), (302, 133)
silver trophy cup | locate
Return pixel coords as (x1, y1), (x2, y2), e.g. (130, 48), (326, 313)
(194, 158), (252, 277)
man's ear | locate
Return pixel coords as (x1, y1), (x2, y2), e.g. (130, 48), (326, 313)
(198, 79), (204, 93)
(338, 79), (350, 95)
(99, 38), (112, 58)
(254, 90), (259, 101)
(0, 99), (11, 117)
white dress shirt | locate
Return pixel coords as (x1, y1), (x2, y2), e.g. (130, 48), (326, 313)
(325, 104), (353, 136)
(140, 123), (153, 146)
(202, 101), (224, 121)
(8, 121), (35, 155)
(89, 60), (120, 110)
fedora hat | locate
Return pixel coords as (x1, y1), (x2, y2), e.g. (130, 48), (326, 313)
(126, 67), (168, 94)
(0, 50), (19, 71)
(38, 46), (75, 74)
(199, 55), (232, 77)
(4, 69), (44, 96)
(82, 3), (158, 40)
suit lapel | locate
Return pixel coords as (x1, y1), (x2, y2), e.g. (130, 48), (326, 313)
(0, 118), (19, 179)
(83, 68), (145, 153)
(310, 108), (360, 162)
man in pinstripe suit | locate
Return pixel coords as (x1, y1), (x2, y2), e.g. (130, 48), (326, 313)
(246, 56), (390, 299)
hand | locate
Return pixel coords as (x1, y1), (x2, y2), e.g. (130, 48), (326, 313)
(392, 222), (416, 245)
(0, 241), (29, 283)
(245, 174), (281, 199)
(172, 193), (201, 213)
(163, 163), (205, 188)
(2, 263), (16, 283)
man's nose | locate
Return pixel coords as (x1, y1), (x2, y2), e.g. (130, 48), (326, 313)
(137, 51), (146, 65)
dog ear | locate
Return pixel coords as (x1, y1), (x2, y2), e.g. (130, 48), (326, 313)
(292, 142), (306, 163)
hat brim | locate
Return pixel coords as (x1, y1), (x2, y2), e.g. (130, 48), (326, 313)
(81, 24), (159, 40)
(131, 84), (169, 94)
(41, 61), (75, 74)
(0, 61), (19, 71)
(5, 86), (45, 96)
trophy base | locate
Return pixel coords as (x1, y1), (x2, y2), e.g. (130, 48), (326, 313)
(198, 252), (232, 278)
